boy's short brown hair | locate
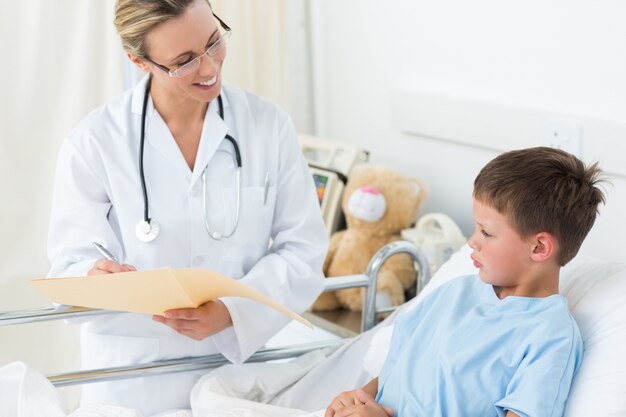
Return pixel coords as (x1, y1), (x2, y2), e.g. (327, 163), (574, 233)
(473, 147), (606, 266)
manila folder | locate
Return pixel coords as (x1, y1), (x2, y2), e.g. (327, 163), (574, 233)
(31, 268), (311, 328)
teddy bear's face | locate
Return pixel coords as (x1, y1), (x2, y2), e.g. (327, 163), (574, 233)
(347, 185), (387, 222)
(343, 166), (427, 236)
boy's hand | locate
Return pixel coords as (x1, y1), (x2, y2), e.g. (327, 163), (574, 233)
(325, 389), (361, 417)
(325, 389), (393, 417)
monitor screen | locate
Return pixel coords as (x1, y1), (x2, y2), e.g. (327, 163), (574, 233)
(312, 173), (328, 205)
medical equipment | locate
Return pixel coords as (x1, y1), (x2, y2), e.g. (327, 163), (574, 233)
(401, 213), (467, 274)
(299, 135), (368, 235)
(136, 81), (242, 242)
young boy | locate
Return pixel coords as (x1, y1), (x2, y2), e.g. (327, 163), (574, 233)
(325, 147), (606, 417)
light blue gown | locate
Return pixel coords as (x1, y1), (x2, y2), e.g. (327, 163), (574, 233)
(376, 274), (582, 417)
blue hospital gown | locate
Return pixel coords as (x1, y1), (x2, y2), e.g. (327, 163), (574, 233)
(376, 274), (582, 417)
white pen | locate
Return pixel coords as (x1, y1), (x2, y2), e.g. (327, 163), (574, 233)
(263, 171), (270, 205)
(92, 242), (120, 264)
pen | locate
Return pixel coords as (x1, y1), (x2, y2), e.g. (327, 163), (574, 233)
(263, 171), (270, 205)
(92, 242), (120, 264)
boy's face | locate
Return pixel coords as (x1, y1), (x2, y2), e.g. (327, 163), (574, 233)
(468, 198), (535, 297)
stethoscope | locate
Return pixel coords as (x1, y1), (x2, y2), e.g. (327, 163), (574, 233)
(135, 79), (242, 243)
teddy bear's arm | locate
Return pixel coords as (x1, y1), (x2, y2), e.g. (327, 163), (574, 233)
(323, 230), (345, 275)
(310, 231), (347, 311)
(378, 252), (417, 291)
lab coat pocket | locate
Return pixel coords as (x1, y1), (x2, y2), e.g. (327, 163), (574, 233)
(238, 185), (274, 232)
(81, 331), (160, 368)
(240, 185), (273, 206)
(220, 186), (275, 276)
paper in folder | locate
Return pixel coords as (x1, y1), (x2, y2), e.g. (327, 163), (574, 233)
(31, 268), (312, 328)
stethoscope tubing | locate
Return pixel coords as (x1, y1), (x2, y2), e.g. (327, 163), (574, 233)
(139, 79), (152, 225)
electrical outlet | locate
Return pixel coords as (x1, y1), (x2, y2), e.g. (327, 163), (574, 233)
(542, 118), (582, 157)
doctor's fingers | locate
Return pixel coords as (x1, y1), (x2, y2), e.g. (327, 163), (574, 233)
(163, 301), (231, 326)
(162, 307), (200, 320)
(154, 301), (232, 340)
(152, 316), (207, 341)
(88, 259), (136, 275)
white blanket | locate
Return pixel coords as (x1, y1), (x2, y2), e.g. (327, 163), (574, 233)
(0, 355), (329, 417)
(191, 376), (323, 417)
(0, 361), (189, 417)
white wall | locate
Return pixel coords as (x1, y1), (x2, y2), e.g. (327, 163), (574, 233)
(309, 0), (626, 262)
(0, 1), (123, 410)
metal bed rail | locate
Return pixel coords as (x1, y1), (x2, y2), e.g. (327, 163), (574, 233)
(0, 241), (430, 387)
(47, 339), (345, 387)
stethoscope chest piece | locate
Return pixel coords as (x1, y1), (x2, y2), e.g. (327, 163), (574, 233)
(135, 219), (160, 242)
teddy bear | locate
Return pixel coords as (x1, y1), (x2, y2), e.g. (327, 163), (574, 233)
(312, 164), (428, 312)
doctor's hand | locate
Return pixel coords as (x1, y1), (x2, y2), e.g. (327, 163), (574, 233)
(152, 299), (233, 340)
(325, 389), (393, 417)
(88, 259), (136, 275)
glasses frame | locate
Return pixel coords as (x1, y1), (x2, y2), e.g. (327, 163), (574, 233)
(144, 13), (231, 78)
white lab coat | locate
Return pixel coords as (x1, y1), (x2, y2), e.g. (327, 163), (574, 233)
(47, 76), (328, 415)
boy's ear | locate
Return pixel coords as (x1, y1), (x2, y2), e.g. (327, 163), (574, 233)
(530, 232), (557, 262)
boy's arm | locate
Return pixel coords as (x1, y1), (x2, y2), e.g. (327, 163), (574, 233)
(361, 377), (379, 397)
(506, 411), (520, 417)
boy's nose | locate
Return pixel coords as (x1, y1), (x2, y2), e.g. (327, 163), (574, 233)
(467, 231), (478, 250)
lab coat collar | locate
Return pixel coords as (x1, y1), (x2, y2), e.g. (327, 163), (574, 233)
(190, 97), (230, 187)
(131, 75), (152, 116)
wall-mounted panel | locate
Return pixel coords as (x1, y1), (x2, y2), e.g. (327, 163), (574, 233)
(391, 90), (626, 178)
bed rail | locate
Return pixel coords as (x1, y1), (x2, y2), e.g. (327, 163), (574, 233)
(1, 241), (429, 386)
(47, 339), (345, 387)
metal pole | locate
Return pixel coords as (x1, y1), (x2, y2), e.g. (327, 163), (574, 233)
(48, 339), (345, 387)
(361, 241), (431, 332)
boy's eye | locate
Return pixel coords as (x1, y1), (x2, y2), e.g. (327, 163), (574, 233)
(481, 229), (491, 237)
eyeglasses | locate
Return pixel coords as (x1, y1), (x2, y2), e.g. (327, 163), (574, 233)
(144, 13), (231, 78)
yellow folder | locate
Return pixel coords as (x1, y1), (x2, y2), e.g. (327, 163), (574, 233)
(31, 268), (311, 328)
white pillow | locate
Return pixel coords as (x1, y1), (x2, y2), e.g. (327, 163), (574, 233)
(364, 245), (626, 417)
(560, 258), (626, 417)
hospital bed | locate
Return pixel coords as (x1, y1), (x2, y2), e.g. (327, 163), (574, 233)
(2, 242), (626, 416)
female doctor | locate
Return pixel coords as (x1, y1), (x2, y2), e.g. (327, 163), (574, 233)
(47, 0), (328, 414)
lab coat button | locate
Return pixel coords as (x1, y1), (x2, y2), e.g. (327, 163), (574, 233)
(193, 255), (205, 266)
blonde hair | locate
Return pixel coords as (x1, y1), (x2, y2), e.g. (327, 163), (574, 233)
(473, 147), (606, 266)
(114, 0), (211, 58)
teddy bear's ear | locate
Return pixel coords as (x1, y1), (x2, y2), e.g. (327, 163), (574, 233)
(410, 177), (429, 201)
